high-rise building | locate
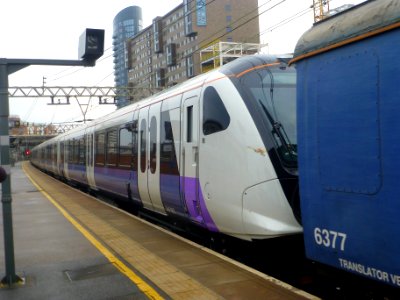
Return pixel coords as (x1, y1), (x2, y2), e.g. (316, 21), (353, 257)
(126, 0), (260, 104)
(113, 6), (143, 108)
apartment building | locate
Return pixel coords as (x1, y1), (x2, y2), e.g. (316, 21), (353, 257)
(126, 0), (260, 103)
(113, 6), (143, 108)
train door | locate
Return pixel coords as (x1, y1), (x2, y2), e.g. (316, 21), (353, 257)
(138, 107), (153, 210)
(57, 139), (63, 176)
(63, 137), (70, 180)
(148, 102), (165, 214)
(86, 129), (96, 189)
(182, 96), (204, 223)
(51, 143), (57, 174)
(78, 135), (88, 184)
(159, 96), (187, 216)
(128, 111), (140, 202)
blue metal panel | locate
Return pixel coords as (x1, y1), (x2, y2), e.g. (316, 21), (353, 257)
(317, 50), (381, 195)
(297, 28), (400, 287)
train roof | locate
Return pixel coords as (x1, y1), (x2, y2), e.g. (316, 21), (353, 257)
(218, 54), (291, 76)
(33, 54), (288, 150)
(291, 0), (400, 64)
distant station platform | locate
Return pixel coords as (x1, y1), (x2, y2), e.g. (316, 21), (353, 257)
(0, 162), (316, 299)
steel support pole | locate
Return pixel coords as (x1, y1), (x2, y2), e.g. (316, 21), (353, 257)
(0, 36), (101, 286)
(0, 62), (22, 286)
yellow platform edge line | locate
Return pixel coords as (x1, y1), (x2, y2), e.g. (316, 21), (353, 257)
(22, 164), (164, 300)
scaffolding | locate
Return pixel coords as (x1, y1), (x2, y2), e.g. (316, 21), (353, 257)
(313, 0), (330, 22)
(199, 41), (264, 73)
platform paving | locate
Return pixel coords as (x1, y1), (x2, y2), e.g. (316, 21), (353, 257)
(0, 162), (317, 299)
(0, 163), (148, 300)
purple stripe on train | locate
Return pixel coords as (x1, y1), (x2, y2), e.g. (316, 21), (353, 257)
(68, 164), (88, 184)
(91, 166), (218, 232)
(94, 166), (131, 197)
(160, 173), (185, 214)
(181, 176), (218, 232)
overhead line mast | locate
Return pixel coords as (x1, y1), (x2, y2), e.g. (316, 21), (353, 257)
(313, 0), (330, 22)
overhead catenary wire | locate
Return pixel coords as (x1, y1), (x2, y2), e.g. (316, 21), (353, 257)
(32, 0), (353, 125)
(50, 0), (267, 91)
(222, 0), (359, 50)
(21, 1), (305, 121)
(17, 1), (219, 124)
(45, 0), (338, 86)
(46, 0), (276, 87)
(131, 0), (289, 89)
(133, 0), (353, 88)
(45, 0), (203, 84)
(45, 48), (114, 84)
(46, 0), (262, 123)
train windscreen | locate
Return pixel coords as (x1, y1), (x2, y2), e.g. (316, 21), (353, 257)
(239, 65), (297, 167)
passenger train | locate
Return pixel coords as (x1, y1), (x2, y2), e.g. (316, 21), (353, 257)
(292, 0), (400, 288)
(31, 54), (302, 241)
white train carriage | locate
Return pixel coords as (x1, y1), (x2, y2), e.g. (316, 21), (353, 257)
(31, 55), (301, 241)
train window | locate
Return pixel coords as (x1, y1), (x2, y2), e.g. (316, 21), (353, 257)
(87, 134), (93, 167)
(119, 125), (133, 167)
(67, 140), (74, 163)
(73, 139), (79, 164)
(149, 117), (157, 174)
(106, 129), (118, 166)
(66, 142), (69, 163)
(78, 137), (85, 165)
(50, 144), (57, 162)
(132, 120), (138, 172)
(160, 110), (179, 175)
(60, 142), (64, 164)
(202, 86), (230, 135)
(239, 66), (297, 166)
(95, 132), (105, 166)
(140, 119), (147, 173)
(187, 106), (193, 142)
(51, 144), (56, 162)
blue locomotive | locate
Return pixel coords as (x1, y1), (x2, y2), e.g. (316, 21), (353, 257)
(292, 0), (400, 288)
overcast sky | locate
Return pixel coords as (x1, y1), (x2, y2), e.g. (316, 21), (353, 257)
(1, 0), (364, 124)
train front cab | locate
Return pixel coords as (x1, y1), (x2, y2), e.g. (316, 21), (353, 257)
(292, 0), (400, 287)
(199, 58), (301, 239)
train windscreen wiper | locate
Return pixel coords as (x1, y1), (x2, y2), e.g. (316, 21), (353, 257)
(258, 100), (296, 161)
(259, 68), (297, 162)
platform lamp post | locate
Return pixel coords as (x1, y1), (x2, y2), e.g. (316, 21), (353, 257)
(0, 28), (104, 286)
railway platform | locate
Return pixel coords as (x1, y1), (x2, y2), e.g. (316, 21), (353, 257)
(0, 162), (317, 299)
